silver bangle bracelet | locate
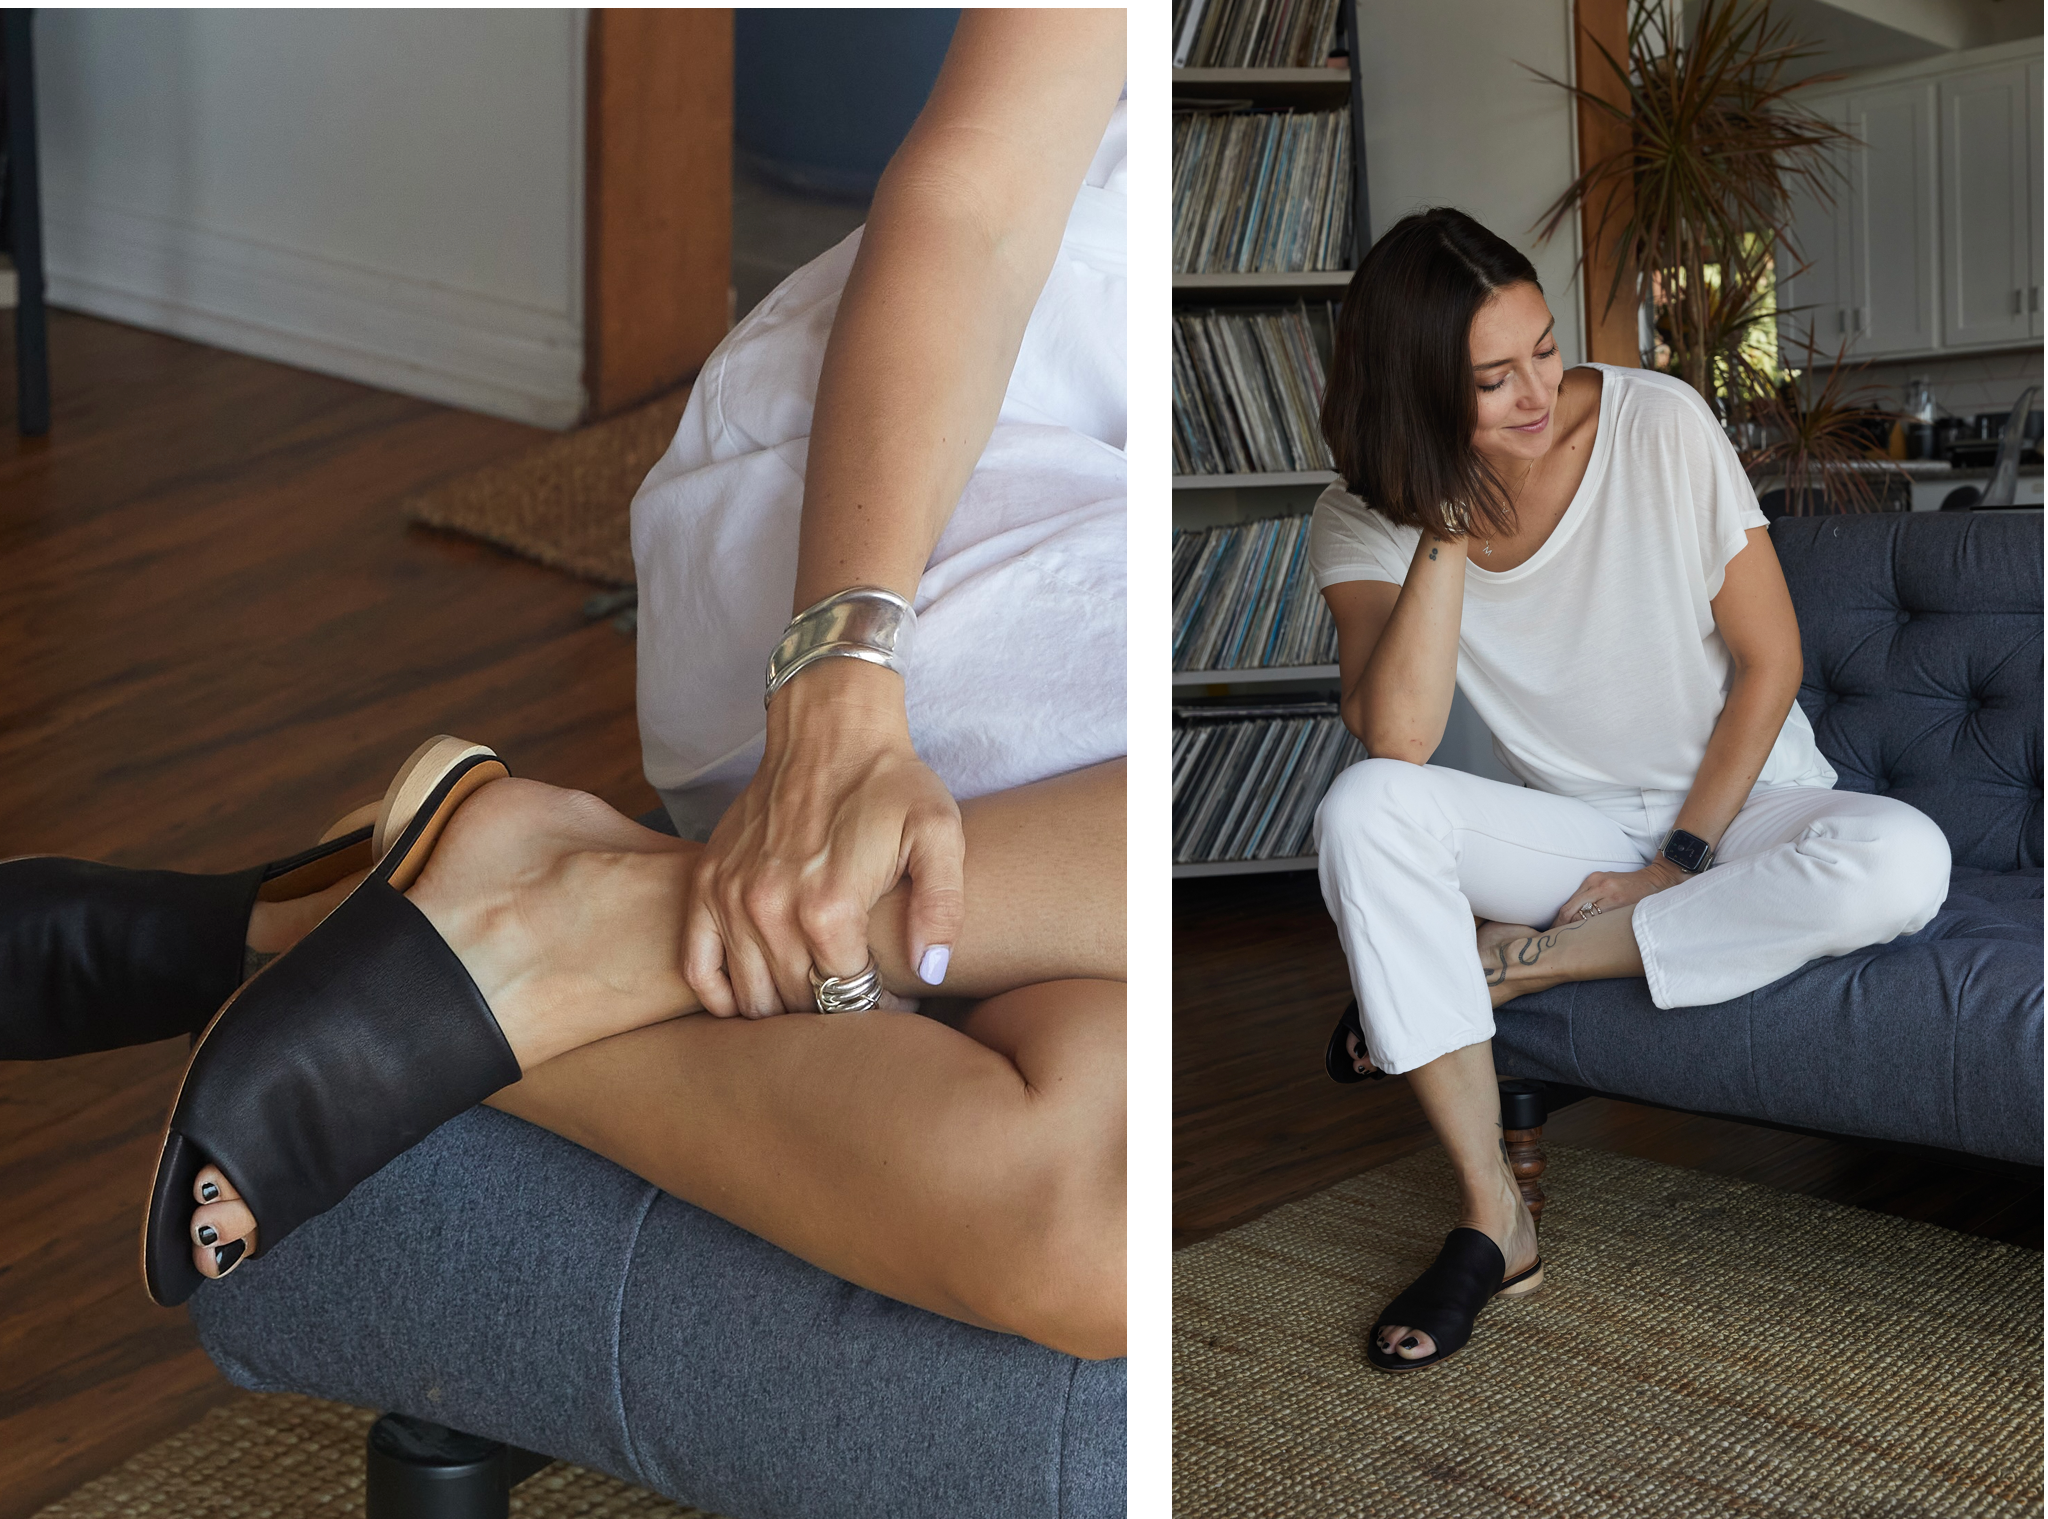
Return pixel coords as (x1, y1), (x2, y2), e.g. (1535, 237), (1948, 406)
(764, 586), (916, 707)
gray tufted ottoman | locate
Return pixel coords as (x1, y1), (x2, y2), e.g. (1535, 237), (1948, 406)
(1497, 510), (2042, 1165)
(190, 1104), (1125, 1518)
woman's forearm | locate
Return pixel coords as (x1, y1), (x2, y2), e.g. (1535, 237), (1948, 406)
(1670, 656), (1803, 849)
(793, 9), (1124, 610)
(1346, 535), (1466, 761)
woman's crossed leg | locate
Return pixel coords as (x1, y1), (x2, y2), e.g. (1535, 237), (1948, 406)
(189, 760), (1127, 1360)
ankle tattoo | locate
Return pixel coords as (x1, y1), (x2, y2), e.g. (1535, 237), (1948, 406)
(1483, 928), (1568, 986)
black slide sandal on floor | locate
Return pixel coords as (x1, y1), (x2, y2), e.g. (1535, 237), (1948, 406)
(1323, 997), (1385, 1084)
(142, 737), (519, 1307)
(1365, 1226), (1544, 1374)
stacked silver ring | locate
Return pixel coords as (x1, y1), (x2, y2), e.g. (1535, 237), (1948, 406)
(809, 958), (884, 1014)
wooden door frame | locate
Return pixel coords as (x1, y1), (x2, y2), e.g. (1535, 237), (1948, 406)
(1575, 0), (1639, 366)
(584, 8), (734, 420)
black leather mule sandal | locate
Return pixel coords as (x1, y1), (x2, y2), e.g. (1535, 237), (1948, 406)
(1365, 1227), (1544, 1374)
(143, 736), (517, 1306)
(1324, 997), (1386, 1084)
(0, 804), (380, 1062)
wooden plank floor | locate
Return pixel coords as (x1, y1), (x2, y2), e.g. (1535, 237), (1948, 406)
(0, 312), (659, 1518)
(1175, 870), (2042, 1252)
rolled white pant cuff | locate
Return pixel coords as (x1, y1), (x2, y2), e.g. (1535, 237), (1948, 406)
(1628, 902), (1678, 1010)
(1374, 1023), (1497, 1078)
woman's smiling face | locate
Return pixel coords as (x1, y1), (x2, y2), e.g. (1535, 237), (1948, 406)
(1468, 281), (1564, 470)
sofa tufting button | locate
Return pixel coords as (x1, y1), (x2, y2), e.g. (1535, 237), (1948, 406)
(1967, 698), (1982, 712)
(1894, 611), (1911, 626)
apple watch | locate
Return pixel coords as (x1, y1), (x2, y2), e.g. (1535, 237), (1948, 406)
(1659, 828), (1715, 875)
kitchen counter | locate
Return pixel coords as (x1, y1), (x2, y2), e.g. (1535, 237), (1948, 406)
(1756, 459), (2044, 510)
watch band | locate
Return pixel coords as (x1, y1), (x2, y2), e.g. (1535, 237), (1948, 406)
(1659, 828), (1715, 874)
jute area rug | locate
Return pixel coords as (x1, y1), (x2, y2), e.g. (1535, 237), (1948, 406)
(1176, 1145), (2043, 1518)
(34, 1393), (724, 1518)
(403, 387), (691, 588)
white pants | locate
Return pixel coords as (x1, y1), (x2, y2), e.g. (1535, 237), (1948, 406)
(1312, 760), (1953, 1075)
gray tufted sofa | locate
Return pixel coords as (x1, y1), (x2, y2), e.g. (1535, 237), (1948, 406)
(1496, 510), (2043, 1166)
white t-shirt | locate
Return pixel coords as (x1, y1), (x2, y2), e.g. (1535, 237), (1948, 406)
(1307, 363), (1837, 812)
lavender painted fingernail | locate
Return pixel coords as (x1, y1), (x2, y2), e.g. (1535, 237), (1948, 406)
(917, 945), (951, 986)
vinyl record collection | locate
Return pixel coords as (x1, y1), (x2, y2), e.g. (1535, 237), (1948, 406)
(1173, 514), (1338, 671)
(1173, 702), (1364, 864)
(1172, 109), (1352, 272)
(1171, 0), (1344, 68)
(1173, 304), (1335, 475)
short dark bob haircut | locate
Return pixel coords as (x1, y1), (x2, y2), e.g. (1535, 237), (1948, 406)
(1319, 207), (1543, 542)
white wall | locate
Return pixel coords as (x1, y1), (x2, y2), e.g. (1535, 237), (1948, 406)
(1351, 1), (1586, 780)
(1354, 0), (1588, 368)
(35, 10), (586, 428)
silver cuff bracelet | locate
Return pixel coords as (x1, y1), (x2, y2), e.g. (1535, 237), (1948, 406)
(764, 586), (916, 707)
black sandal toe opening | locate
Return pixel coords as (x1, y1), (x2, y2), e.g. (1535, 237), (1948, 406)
(1366, 1227), (1536, 1374)
(1323, 998), (1386, 1084)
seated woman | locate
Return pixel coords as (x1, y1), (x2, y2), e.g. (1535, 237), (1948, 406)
(1310, 208), (1950, 1374)
(3, 10), (1128, 1363)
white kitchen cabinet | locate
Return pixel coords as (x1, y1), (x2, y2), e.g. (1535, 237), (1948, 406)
(1845, 82), (1940, 357)
(1774, 41), (2041, 362)
(2031, 58), (2043, 339)
(1776, 105), (1851, 358)
(1939, 60), (2034, 348)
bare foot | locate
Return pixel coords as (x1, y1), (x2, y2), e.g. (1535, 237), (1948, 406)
(1375, 1169), (1540, 1363)
(400, 777), (705, 1070)
(193, 777), (707, 1280)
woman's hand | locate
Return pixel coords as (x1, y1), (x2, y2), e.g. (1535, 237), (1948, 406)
(1549, 856), (1691, 930)
(684, 660), (965, 1018)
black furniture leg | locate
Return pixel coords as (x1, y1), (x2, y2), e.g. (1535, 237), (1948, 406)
(365, 1413), (553, 1519)
(2, 7), (49, 437)
(1499, 1078), (1549, 1225)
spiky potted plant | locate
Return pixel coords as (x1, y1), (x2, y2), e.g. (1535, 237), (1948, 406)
(1527, 0), (1904, 509)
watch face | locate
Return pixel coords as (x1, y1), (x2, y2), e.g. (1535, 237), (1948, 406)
(1663, 830), (1712, 873)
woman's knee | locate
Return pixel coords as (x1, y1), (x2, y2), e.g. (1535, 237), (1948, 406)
(1878, 803), (1953, 930)
(1812, 797), (1952, 940)
(994, 1143), (1126, 1359)
(1313, 757), (1440, 855)
(959, 981), (1125, 1357)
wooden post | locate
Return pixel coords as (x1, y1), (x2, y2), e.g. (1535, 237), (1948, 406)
(1505, 1126), (1549, 1225)
(1575, 0), (1639, 367)
(4, 10), (49, 436)
(1499, 1079), (1550, 1224)
(583, 9), (734, 420)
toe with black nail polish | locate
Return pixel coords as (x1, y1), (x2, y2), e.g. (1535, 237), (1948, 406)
(196, 1223), (218, 1247)
(212, 1239), (245, 1274)
(199, 1181), (220, 1203)
(1400, 1335), (1419, 1350)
